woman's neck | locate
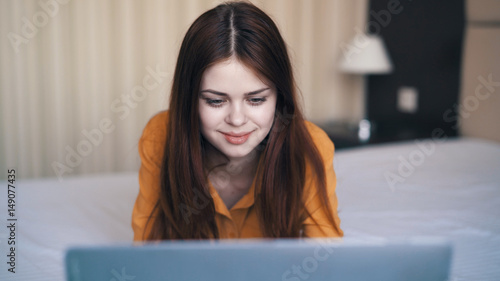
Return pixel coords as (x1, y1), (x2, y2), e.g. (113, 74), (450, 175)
(204, 146), (260, 190)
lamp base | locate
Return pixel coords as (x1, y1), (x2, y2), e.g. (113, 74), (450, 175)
(358, 119), (372, 143)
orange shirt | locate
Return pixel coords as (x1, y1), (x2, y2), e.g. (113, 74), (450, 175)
(132, 111), (343, 240)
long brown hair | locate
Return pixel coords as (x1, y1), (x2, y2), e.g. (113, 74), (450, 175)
(146, 1), (339, 240)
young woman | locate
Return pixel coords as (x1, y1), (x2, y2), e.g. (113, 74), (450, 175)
(132, 1), (343, 240)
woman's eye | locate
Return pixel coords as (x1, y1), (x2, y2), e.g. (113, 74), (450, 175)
(248, 97), (266, 106)
(205, 98), (225, 108)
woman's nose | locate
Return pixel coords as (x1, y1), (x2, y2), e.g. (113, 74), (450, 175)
(225, 103), (247, 127)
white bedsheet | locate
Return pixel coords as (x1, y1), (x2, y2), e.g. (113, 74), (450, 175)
(335, 137), (500, 280)
(1, 172), (137, 281)
(0, 137), (499, 281)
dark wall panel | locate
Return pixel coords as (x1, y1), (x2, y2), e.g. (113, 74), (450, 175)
(367, 0), (465, 141)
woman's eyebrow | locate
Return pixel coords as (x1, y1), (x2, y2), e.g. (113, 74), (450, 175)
(200, 87), (270, 96)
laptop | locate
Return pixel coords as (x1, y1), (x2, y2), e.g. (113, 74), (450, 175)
(65, 237), (452, 281)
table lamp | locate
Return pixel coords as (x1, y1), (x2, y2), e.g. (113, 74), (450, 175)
(338, 34), (393, 143)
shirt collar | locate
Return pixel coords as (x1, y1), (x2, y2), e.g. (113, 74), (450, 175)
(208, 176), (257, 219)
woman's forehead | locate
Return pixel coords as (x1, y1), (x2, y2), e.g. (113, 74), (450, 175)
(200, 58), (273, 93)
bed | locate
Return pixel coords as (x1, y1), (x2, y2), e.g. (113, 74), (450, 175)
(2, 137), (499, 281)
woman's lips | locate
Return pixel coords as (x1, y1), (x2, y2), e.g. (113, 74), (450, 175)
(220, 131), (253, 145)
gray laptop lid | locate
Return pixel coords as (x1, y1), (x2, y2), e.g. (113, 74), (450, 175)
(65, 238), (452, 281)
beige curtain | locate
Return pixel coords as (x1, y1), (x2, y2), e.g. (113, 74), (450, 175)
(0, 0), (367, 180)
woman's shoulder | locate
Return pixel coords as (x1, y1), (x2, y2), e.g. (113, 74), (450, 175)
(140, 110), (169, 142)
(303, 120), (335, 165)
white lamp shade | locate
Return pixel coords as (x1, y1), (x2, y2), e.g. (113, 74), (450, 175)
(339, 34), (393, 74)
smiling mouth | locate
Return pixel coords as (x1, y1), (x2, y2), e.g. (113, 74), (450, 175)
(220, 131), (254, 145)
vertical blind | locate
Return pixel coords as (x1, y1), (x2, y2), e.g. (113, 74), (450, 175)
(0, 0), (367, 180)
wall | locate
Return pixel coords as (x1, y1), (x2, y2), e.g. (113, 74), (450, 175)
(0, 0), (367, 179)
(459, 0), (500, 143)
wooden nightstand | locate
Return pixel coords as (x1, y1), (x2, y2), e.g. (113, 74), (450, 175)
(316, 120), (453, 150)
(315, 121), (368, 150)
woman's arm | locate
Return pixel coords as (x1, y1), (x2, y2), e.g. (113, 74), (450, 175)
(131, 111), (168, 241)
(301, 121), (343, 238)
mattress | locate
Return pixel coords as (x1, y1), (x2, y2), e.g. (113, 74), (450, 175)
(1, 137), (499, 281)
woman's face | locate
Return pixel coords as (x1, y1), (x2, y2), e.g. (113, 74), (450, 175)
(198, 57), (277, 161)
